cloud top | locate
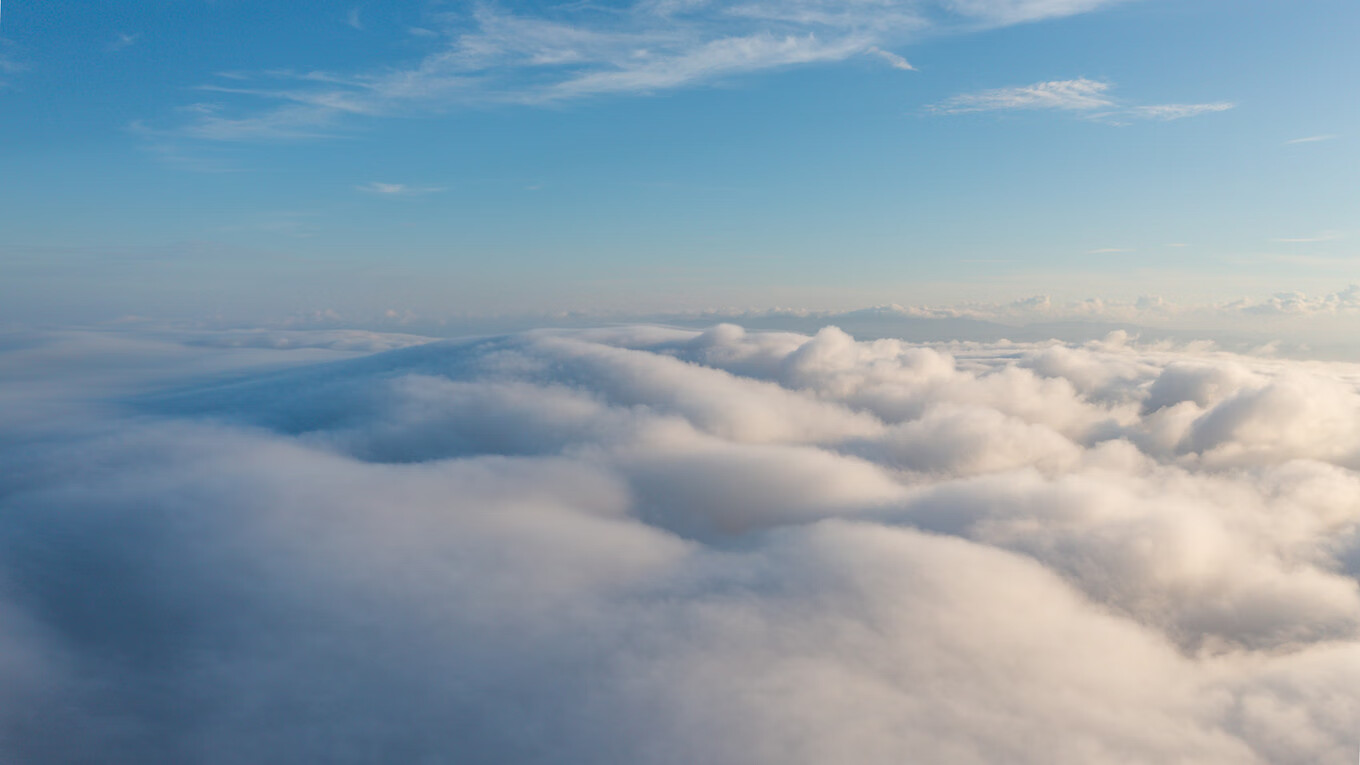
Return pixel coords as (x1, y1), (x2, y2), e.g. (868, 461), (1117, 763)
(2, 323), (1359, 762)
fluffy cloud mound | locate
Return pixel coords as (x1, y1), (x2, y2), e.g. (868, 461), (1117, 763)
(3, 324), (1360, 763)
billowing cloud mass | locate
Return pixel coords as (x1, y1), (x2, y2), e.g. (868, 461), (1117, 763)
(2, 323), (1360, 763)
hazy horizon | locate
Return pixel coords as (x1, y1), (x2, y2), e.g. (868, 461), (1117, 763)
(2, 0), (1356, 322)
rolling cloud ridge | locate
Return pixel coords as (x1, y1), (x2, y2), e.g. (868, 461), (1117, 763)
(2, 324), (1359, 763)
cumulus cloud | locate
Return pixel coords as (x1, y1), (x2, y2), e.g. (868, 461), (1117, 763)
(2, 323), (1360, 762)
(1239, 285), (1360, 316)
(616, 285), (1360, 358)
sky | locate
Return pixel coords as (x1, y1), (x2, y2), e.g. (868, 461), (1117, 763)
(0, 0), (1356, 323)
(5, 4), (1360, 761)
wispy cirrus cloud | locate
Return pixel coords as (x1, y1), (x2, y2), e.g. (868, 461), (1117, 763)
(1271, 231), (1344, 244)
(107, 32), (139, 52)
(1125, 101), (1234, 120)
(943, 0), (1127, 25)
(357, 181), (446, 196)
(0, 45), (28, 88)
(929, 77), (1113, 113)
(867, 46), (916, 70)
(1285, 134), (1338, 145)
(930, 77), (1233, 123)
(155, 102), (348, 142)
(160, 0), (1131, 141)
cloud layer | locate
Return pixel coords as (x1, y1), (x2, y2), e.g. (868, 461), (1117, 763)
(2, 324), (1359, 762)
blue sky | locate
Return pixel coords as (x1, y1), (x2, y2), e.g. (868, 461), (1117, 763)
(0, 0), (1356, 323)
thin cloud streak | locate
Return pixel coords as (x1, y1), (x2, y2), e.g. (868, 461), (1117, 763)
(1271, 231), (1344, 244)
(931, 78), (1233, 123)
(930, 78), (1113, 113)
(868, 46), (917, 70)
(1285, 134), (1338, 144)
(357, 182), (446, 195)
(0, 44), (27, 88)
(1125, 101), (1234, 120)
(162, 0), (1129, 141)
(107, 32), (138, 52)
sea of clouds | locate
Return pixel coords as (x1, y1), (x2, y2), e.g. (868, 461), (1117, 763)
(2, 323), (1359, 763)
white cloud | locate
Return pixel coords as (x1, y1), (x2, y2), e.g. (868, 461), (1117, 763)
(867, 46), (917, 71)
(542, 32), (870, 99)
(3, 322), (1360, 761)
(943, 0), (1123, 25)
(1286, 134), (1338, 145)
(160, 102), (347, 141)
(620, 284), (1360, 353)
(164, 0), (1129, 139)
(184, 328), (434, 353)
(1271, 231), (1344, 244)
(1237, 286), (1360, 317)
(930, 77), (1114, 113)
(1125, 101), (1235, 120)
(356, 181), (445, 195)
(0, 47), (28, 88)
(70, 283), (1360, 358)
(930, 79), (1232, 122)
(107, 32), (138, 52)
